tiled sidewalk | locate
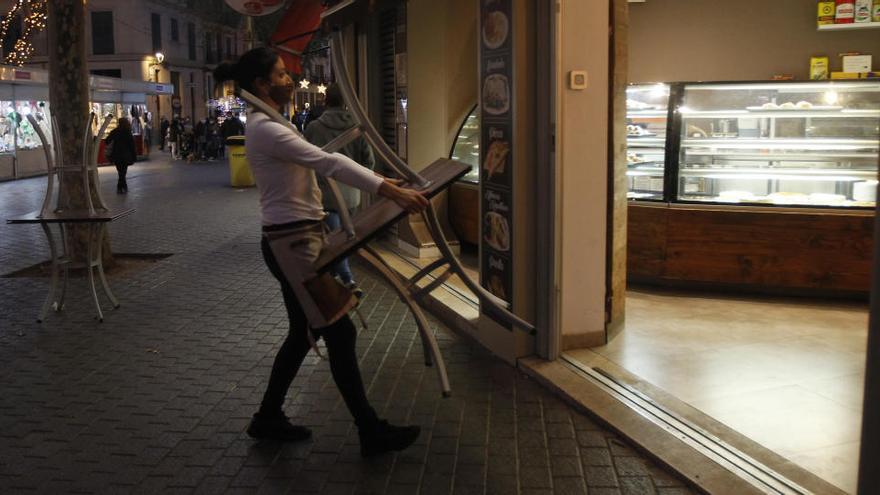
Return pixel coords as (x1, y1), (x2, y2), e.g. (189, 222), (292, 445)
(0, 155), (694, 494)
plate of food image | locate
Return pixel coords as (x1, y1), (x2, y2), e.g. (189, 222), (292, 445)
(487, 274), (507, 300)
(484, 211), (510, 252)
(483, 139), (510, 179)
(483, 74), (510, 116)
(482, 10), (509, 50)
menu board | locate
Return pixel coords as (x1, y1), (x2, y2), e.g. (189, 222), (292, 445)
(480, 0), (513, 328)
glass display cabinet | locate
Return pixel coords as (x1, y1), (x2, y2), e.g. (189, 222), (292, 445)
(449, 105), (481, 245)
(626, 83), (670, 200)
(450, 105), (480, 183)
(677, 81), (880, 208)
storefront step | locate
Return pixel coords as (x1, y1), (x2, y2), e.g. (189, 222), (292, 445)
(519, 353), (848, 495)
(356, 241), (480, 337)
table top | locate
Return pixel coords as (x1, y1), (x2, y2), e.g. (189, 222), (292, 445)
(6, 208), (135, 224)
(315, 158), (470, 272)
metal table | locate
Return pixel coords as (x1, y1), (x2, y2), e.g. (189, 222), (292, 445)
(6, 208), (135, 322)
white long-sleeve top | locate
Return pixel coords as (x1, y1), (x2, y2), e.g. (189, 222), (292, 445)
(245, 111), (384, 226)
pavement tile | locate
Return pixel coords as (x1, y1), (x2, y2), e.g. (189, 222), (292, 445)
(619, 475), (658, 495)
(585, 465), (620, 488)
(550, 456), (582, 477)
(519, 465), (552, 488)
(553, 476), (588, 495)
(582, 447), (614, 467)
(615, 456), (653, 477)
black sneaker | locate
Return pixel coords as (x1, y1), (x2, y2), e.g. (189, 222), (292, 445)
(359, 420), (421, 457)
(246, 412), (312, 442)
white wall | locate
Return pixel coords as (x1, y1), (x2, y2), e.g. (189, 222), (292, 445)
(407, 0), (479, 171)
(629, 0), (880, 82)
(557, 0), (610, 348)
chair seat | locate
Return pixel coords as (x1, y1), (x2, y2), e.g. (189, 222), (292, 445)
(314, 158), (470, 272)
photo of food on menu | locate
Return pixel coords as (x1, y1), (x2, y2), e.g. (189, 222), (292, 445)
(483, 73), (510, 116)
(483, 137), (509, 181)
(483, 252), (511, 303)
(482, 8), (509, 50)
(483, 188), (511, 253)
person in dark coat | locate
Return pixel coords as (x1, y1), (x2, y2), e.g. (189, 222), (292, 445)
(105, 117), (137, 193)
(159, 116), (169, 150)
(219, 112), (244, 159)
(304, 85), (375, 297)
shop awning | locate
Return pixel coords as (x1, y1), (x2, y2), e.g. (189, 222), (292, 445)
(270, 0), (326, 74)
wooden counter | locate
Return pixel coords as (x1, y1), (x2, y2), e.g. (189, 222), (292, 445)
(628, 201), (874, 295)
(449, 181), (480, 246)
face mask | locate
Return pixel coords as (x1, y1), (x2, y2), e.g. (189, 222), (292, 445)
(268, 84), (291, 106)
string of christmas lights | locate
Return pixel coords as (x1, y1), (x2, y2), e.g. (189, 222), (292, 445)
(0, 0), (47, 66)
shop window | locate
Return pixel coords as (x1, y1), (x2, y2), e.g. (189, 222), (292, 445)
(151, 13), (162, 52)
(171, 18), (179, 42)
(187, 23), (196, 61)
(171, 71), (181, 98)
(205, 32), (214, 64)
(91, 11), (115, 55)
(0, 102), (18, 154)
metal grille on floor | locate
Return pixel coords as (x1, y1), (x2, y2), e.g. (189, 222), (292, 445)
(561, 354), (813, 495)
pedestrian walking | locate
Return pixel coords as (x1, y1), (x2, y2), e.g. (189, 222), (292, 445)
(304, 84), (374, 298)
(169, 117), (180, 159)
(213, 47), (428, 457)
(143, 115), (152, 152)
(159, 115), (169, 151)
(105, 117), (137, 194)
(194, 118), (206, 160)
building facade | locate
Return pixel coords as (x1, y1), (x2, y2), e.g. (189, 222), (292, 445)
(25, 0), (245, 130)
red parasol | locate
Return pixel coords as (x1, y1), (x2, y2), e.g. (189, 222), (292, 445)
(270, 0), (326, 74)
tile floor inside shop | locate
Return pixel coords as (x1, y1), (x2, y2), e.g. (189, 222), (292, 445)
(567, 288), (867, 494)
(385, 244), (867, 493)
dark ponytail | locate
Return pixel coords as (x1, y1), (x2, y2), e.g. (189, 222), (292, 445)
(213, 47), (280, 94)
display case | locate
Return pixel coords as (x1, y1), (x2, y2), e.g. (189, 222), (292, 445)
(627, 79), (880, 294)
(676, 81), (880, 208)
(448, 105), (482, 245)
(625, 80), (880, 208)
(626, 83), (670, 200)
(450, 105), (480, 183)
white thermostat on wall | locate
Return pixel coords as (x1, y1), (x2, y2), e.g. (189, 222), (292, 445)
(569, 70), (588, 90)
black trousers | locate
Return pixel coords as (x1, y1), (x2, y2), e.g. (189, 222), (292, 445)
(259, 237), (378, 428)
(115, 163), (128, 188)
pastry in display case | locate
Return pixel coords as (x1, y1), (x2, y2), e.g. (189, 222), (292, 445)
(626, 83), (670, 200)
(676, 81), (880, 208)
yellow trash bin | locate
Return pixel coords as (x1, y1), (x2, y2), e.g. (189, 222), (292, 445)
(226, 136), (255, 187)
